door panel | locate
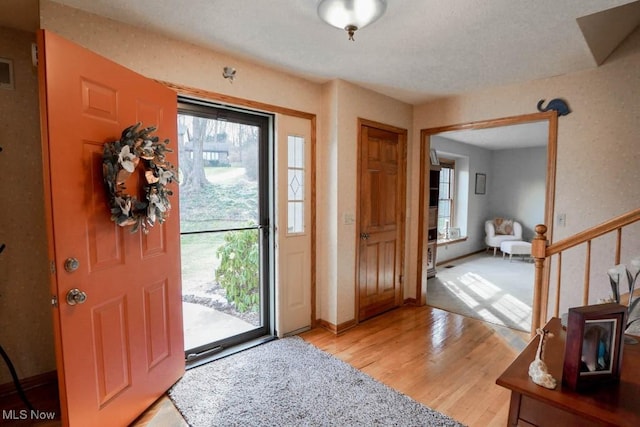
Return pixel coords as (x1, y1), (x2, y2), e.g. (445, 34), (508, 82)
(358, 124), (406, 321)
(38, 30), (184, 426)
(92, 298), (130, 406)
(276, 114), (313, 336)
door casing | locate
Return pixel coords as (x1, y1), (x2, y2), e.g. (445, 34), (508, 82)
(416, 111), (558, 307)
(163, 83), (318, 332)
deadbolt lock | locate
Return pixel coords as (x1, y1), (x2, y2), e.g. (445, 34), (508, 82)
(64, 257), (80, 273)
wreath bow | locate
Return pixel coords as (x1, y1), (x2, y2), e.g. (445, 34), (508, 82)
(103, 123), (178, 233)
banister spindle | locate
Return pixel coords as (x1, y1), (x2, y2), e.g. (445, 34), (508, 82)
(583, 240), (591, 305)
(615, 228), (622, 265)
(554, 252), (562, 318)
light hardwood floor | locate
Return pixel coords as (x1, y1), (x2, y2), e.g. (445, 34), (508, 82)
(11, 305), (527, 426)
(300, 305), (528, 427)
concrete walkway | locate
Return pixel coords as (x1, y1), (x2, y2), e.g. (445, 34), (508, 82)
(183, 302), (255, 350)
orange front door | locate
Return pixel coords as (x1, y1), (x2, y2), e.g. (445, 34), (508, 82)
(357, 122), (406, 321)
(38, 30), (184, 426)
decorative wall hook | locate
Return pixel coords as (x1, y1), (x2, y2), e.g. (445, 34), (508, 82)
(222, 66), (236, 83)
(537, 98), (571, 116)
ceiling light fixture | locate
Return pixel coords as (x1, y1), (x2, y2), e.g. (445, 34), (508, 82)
(317, 0), (387, 41)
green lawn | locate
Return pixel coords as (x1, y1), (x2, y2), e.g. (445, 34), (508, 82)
(179, 167), (258, 297)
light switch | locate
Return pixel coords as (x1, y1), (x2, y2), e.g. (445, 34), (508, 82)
(344, 213), (355, 225)
(557, 213), (566, 227)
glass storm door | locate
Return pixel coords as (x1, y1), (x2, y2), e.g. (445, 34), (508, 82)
(177, 99), (274, 361)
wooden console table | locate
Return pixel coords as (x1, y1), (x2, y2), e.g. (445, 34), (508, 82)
(496, 317), (640, 426)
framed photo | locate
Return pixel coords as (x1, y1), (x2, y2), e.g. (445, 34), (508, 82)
(562, 303), (627, 391)
(448, 227), (461, 239)
(474, 173), (486, 195)
(429, 149), (439, 166)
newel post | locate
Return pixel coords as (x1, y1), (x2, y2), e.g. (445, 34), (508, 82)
(531, 224), (548, 336)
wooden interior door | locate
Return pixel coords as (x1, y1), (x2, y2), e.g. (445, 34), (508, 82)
(38, 30), (184, 426)
(276, 114), (313, 336)
(357, 121), (406, 321)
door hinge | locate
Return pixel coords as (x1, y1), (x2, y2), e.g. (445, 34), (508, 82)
(31, 43), (38, 67)
(49, 261), (56, 275)
(51, 295), (58, 308)
(399, 275), (403, 283)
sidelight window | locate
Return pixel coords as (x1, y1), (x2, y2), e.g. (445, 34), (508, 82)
(287, 135), (305, 234)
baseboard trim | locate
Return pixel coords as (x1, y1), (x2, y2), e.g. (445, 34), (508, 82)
(0, 370), (57, 398)
(436, 249), (485, 266)
(404, 298), (417, 305)
(318, 318), (358, 335)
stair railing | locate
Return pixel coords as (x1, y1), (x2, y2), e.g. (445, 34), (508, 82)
(530, 208), (640, 336)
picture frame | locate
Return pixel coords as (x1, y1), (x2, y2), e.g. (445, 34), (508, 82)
(448, 227), (461, 239)
(562, 303), (627, 391)
(474, 173), (486, 195)
(429, 149), (439, 166)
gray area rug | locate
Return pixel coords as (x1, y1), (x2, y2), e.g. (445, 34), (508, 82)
(427, 252), (533, 332)
(169, 337), (464, 426)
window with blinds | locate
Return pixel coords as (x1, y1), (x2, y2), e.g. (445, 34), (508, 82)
(438, 158), (455, 237)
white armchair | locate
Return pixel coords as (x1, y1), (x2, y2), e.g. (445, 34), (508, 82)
(485, 219), (522, 256)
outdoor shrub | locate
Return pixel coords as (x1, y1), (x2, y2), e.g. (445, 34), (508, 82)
(215, 227), (259, 312)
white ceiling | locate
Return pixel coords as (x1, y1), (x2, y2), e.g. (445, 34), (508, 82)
(435, 121), (548, 150)
(49, 0), (640, 105)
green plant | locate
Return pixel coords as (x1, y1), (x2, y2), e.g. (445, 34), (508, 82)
(215, 227), (259, 312)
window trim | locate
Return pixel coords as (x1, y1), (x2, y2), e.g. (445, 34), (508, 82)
(437, 158), (455, 241)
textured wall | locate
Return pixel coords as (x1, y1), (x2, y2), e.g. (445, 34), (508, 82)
(0, 27), (55, 385)
(325, 80), (413, 325)
(490, 146), (547, 241)
(39, 0), (322, 116)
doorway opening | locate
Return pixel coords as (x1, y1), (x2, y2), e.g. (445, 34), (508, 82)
(177, 98), (275, 361)
(417, 112), (558, 335)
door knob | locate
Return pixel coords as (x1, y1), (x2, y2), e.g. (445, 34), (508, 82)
(360, 232), (370, 240)
(66, 288), (87, 306)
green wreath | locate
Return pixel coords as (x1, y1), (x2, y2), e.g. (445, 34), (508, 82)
(102, 123), (178, 233)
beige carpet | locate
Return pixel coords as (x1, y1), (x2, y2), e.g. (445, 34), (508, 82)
(427, 252), (533, 332)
